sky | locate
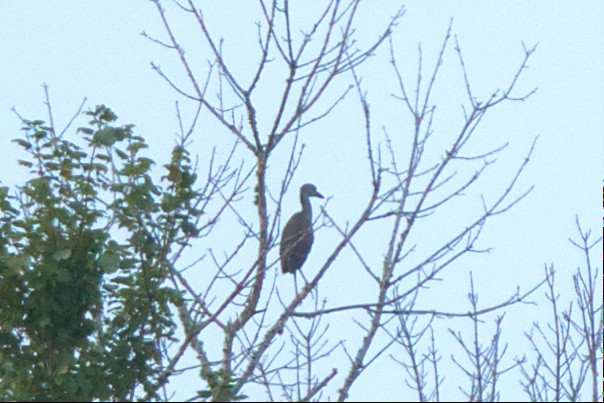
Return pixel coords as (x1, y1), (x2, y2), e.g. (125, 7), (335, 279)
(0, 1), (602, 401)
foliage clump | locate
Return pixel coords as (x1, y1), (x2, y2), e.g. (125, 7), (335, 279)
(0, 105), (200, 401)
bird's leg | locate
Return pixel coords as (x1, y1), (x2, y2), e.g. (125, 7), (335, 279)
(300, 270), (309, 287)
(294, 272), (299, 295)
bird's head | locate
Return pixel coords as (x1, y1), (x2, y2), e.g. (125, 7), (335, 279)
(300, 183), (324, 199)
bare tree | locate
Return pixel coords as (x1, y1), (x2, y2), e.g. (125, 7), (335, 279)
(519, 218), (602, 402)
(134, 1), (558, 401)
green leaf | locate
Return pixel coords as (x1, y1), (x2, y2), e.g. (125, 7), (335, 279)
(7, 254), (31, 270)
(18, 160), (33, 168)
(44, 162), (60, 171)
(113, 276), (134, 286)
(95, 153), (111, 161)
(93, 127), (121, 146)
(114, 148), (129, 160)
(12, 139), (32, 149)
(55, 268), (72, 283)
(53, 249), (72, 261)
(99, 107), (118, 122)
(98, 252), (120, 274)
(92, 163), (109, 173)
(33, 130), (48, 140)
(181, 221), (198, 236)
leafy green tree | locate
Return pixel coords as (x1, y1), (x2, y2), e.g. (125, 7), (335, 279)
(0, 105), (199, 401)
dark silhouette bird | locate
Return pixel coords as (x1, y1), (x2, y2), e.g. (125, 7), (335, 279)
(280, 183), (324, 275)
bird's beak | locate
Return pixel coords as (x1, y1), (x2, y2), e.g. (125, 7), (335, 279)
(315, 191), (324, 198)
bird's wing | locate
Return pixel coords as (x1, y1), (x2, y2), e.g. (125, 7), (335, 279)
(280, 212), (314, 273)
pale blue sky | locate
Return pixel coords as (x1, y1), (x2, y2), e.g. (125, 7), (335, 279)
(1, 1), (602, 401)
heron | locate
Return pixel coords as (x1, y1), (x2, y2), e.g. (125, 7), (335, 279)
(280, 183), (324, 276)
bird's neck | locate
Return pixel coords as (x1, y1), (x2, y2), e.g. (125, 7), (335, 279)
(300, 194), (312, 219)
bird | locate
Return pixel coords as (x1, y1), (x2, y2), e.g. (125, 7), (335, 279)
(280, 183), (324, 275)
